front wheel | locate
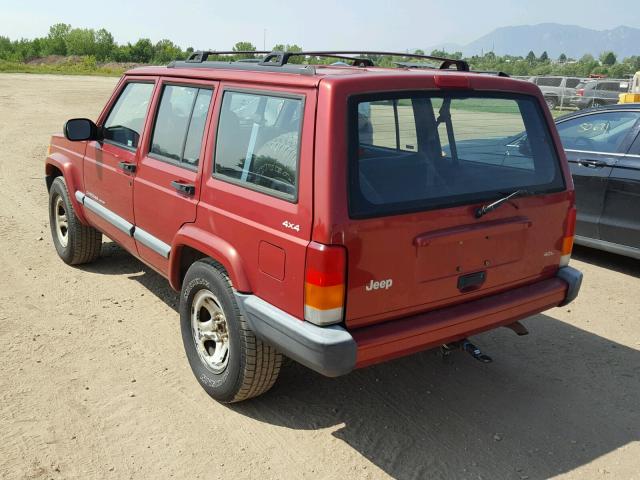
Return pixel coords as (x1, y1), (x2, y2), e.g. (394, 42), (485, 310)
(180, 259), (282, 403)
(48, 176), (102, 265)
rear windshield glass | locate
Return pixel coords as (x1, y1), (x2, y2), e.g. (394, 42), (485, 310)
(349, 92), (565, 218)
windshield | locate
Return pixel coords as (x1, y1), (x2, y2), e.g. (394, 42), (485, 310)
(348, 92), (565, 218)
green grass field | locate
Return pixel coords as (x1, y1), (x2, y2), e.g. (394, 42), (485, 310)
(0, 60), (125, 76)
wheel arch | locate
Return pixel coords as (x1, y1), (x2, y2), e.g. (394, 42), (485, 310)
(45, 153), (90, 225)
(170, 225), (252, 293)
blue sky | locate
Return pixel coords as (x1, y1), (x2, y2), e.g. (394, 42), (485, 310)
(1, 0), (639, 51)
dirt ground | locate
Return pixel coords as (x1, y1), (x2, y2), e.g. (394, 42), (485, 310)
(0, 73), (638, 480)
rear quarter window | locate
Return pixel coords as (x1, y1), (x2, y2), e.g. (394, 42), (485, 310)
(213, 90), (303, 201)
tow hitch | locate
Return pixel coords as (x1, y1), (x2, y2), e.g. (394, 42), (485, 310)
(440, 339), (493, 363)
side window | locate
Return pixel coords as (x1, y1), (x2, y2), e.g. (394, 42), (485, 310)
(557, 111), (640, 154)
(183, 89), (213, 166)
(358, 99), (418, 152)
(214, 91), (303, 201)
(150, 85), (213, 168)
(537, 77), (562, 87)
(103, 82), (154, 149)
(566, 78), (581, 89)
(597, 82), (618, 92)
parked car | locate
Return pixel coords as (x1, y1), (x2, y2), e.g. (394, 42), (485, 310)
(528, 76), (584, 110)
(554, 104), (640, 259)
(571, 79), (630, 109)
(45, 50), (582, 403)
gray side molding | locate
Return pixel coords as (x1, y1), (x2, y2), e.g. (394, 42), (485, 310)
(235, 293), (357, 377)
(76, 190), (170, 257)
(575, 235), (640, 260)
(557, 266), (583, 306)
(134, 227), (171, 258)
(81, 195), (134, 236)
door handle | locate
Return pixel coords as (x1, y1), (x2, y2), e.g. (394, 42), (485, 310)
(171, 180), (195, 196)
(118, 161), (136, 173)
(577, 159), (606, 168)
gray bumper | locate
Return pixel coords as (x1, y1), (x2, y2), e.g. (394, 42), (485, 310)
(236, 266), (582, 377)
(557, 266), (583, 306)
(234, 293), (357, 377)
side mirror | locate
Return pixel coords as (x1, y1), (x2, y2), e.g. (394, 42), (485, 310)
(64, 118), (100, 142)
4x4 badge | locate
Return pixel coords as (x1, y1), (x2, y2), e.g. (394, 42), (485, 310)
(282, 220), (300, 232)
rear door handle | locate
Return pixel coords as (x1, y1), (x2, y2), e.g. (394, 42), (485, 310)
(171, 180), (195, 196)
(118, 161), (136, 173)
(578, 159), (607, 168)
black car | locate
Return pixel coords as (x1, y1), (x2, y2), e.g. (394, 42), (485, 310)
(556, 104), (640, 259)
(571, 79), (630, 109)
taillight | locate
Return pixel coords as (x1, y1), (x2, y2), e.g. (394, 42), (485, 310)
(304, 242), (346, 326)
(576, 89), (584, 96)
(560, 206), (576, 267)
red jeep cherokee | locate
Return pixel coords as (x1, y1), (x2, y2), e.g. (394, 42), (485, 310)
(45, 51), (582, 402)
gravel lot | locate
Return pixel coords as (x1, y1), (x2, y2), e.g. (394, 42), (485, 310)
(0, 73), (638, 480)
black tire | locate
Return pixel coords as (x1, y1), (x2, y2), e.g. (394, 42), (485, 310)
(48, 176), (102, 265)
(545, 96), (558, 110)
(180, 259), (282, 403)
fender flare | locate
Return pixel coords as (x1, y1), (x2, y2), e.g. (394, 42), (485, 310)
(169, 225), (252, 293)
(46, 153), (90, 225)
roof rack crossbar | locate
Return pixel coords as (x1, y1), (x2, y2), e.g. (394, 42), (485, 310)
(184, 49), (470, 71)
(185, 50), (272, 63)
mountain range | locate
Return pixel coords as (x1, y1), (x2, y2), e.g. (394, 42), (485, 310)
(429, 23), (640, 59)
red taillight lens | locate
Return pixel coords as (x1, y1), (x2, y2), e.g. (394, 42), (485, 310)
(304, 242), (346, 326)
(560, 206), (577, 266)
(576, 89), (584, 96)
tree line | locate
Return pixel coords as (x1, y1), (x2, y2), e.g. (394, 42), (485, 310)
(0, 23), (188, 64)
(2, 23), (640, 78)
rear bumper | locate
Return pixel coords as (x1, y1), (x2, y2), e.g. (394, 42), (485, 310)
(236, 293), (357, 377)
(237, 266), (582, 377)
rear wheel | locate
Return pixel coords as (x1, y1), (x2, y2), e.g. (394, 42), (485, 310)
(180, 259), (282, 403)
(48, 176), (102, 265)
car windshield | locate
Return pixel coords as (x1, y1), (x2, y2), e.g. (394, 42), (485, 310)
(349, 92), (565, 218)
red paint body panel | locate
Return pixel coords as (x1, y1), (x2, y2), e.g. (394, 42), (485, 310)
(312, 73), (575, 328)
(83, 140), (138, 251)
(353, 277), (567, 368)
(46, 63), (579, 374)
(194, 81), (316, 318)
(46, 136), (89, 224)
(170, 225), (251, 292)
(258, 242), (286, 281)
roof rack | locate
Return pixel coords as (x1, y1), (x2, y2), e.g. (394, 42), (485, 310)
(178, 50), (470, 72)
(184, 51), (272, 63)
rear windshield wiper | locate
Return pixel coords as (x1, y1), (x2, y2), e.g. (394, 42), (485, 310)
(475, 189), (531, 218)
